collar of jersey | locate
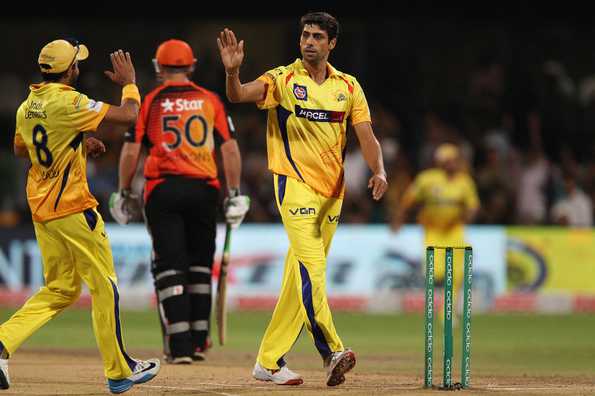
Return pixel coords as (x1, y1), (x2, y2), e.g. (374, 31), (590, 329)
(293, 58), (339, 79)
(30, 82), (74, 92)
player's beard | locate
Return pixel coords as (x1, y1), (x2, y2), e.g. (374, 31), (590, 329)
(302, 47), (325, 66)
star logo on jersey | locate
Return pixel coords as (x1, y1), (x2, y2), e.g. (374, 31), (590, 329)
(293, 84), (308, 101)
(161, 98), (174, 112)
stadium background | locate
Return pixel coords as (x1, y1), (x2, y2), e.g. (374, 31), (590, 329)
(1, 5), (594, 395)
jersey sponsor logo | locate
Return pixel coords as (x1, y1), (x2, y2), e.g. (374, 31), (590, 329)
(336, 92), (347, 102)
(87, 100), (103, 113)
(293, 84), (308, 100)
(328, 215), (340, 223)
(161, 98), (204, 113)
(289, 207), (316, 216)
(294, 105), (345, 123)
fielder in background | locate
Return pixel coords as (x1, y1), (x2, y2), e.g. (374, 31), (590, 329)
(391, 143), (479, 322)
(218, 12), (388, 386)
(0, 40), (160, 394)
(111, 39), (249, 364)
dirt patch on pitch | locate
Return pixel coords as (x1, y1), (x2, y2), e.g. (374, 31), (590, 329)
(3, 349), (594, 395)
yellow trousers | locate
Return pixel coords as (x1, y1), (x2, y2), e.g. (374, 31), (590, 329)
(257, 175), (344, 369)
(0, 209), (135, 379)
(425, 225), (466, 313)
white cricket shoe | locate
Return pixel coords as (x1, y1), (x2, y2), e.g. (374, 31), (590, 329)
(252, 362), (303, 385)
(0, 358), (9, 390)
(107, 358), (160, 394)
(325, 348), (356, 386)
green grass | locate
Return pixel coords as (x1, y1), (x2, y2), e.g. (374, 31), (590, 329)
(1, 309), (594, 377)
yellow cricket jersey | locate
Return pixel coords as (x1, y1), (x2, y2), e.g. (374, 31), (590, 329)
(403, 168), (479, 231)
(257, 59), (371, 198)
(14, 83), (110, 222)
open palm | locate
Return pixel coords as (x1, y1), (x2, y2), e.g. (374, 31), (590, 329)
(217, 28), (245, 72)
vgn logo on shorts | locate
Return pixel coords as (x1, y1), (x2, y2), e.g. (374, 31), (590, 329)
(289, 207), (316, 216)
(293, 84), (308, 101)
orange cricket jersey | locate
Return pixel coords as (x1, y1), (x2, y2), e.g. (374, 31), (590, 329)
(132, 81), (234, 200)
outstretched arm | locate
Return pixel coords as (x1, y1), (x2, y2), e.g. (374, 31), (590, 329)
(217, 28), (266, 103)
(101, 50), (140, 125)
(353, 121), (388, 201)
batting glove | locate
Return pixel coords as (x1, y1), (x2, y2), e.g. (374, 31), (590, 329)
(224, 189), (250, 229)
(109, 189), (141, 225)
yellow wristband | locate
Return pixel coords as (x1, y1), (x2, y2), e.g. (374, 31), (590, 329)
(122, 84), (141, 105)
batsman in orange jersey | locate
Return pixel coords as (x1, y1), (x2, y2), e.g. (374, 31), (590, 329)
(0, 39), (160, 394)
(112, 39), (249, 364)
(218, 12), (387, 387)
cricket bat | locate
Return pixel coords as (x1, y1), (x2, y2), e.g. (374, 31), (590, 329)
(215, 223), (232, 346)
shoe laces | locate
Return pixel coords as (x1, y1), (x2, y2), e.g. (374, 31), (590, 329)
(133, 360), (150, 373)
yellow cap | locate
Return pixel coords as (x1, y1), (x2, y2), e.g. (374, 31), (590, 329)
(38, 39), (89, 74)
(434, 143), (459, 163)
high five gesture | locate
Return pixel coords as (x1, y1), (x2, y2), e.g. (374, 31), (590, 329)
(217, 28), (266, 103)
(217, 29), (245, 75)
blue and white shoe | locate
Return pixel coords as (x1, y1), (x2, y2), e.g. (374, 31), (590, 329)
(0, 358), (9, 390)
(107, 358), (160, 394)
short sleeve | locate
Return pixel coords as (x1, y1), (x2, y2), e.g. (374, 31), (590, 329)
(66, 91), (110, 132)
(212, 94), (234, 144)
(350, 79), (371, 126)
(256, 67), (284, 110)
(133, 96), (151, 143)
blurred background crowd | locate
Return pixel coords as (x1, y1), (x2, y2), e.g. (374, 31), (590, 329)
(2, 12), (595, 228)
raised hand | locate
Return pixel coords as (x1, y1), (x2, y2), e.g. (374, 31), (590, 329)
(217, 28), (245, 74)
(105, 50), (136, 86)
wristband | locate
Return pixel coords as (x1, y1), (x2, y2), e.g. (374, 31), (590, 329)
(228, 188), (240, 197)
(122, 84), (141, 105)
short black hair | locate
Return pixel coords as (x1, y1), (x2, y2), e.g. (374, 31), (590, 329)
(300, 12), (340, 41)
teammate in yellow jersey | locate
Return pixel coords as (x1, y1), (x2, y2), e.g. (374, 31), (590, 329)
(0, 39), (160, 394)
(218, 12), (388, 387)
(391, 143), (479, 323)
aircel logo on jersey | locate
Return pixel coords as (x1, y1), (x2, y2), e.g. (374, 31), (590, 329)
(289, 207), (316, 216)
(161, 98), (204, 113)
(294, 105), (345, 123)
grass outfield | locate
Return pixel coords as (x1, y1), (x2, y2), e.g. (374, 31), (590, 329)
(1, 308), (593, 379)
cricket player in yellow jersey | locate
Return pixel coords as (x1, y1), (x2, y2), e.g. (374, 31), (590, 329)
(218, 12), (388, 387)
(0, 40), (160, 394)
(391, 143), (479, 321)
